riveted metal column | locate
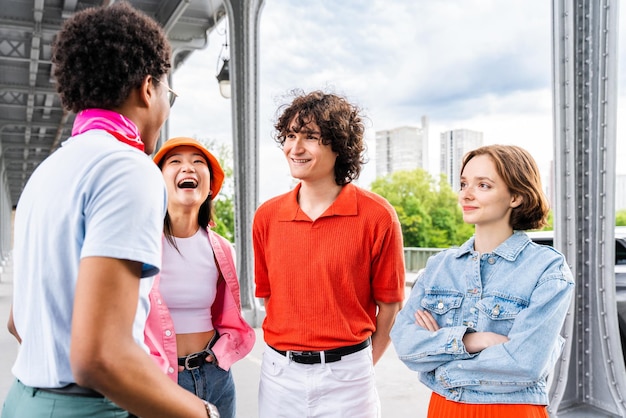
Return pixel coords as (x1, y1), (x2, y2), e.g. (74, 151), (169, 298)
(550, 1), (625, 416)
(0, 146), (10, 266)
(223, 0), (265, 327)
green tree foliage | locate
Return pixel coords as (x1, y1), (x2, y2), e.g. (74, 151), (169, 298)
(197, 139), (235, 242)
(370, 169), (473, 248)
(543, 210), (554, 230)
(430, 175), (474, 246)
(213, 198), (235, 242)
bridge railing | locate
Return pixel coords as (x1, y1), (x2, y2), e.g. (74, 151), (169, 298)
(403, 247), (445, 272)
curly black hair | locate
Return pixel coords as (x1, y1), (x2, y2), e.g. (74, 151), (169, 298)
(51, 2), (171, 113)
(273, 90), (367, 186)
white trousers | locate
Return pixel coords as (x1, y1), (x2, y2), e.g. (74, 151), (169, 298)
(258, 344), (381, 418)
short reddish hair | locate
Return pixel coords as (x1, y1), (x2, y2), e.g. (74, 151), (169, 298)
(461, 145), (549, 230)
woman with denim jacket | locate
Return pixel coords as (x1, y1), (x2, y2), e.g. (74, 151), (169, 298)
(391, 145), (574, 418)
(145, 137), (256, 418)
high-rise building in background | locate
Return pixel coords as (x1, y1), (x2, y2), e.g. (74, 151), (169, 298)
(440, 129), (484, 191)
(375, 116), (429, 178)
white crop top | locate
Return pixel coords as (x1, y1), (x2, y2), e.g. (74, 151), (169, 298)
(159, 228), (218, 334)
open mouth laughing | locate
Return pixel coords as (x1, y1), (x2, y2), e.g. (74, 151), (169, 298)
(177, 178), (198, 189)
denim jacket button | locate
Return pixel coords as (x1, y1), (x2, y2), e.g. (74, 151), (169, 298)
(488, 257), (495, 264)
(437, 302), (444, 309)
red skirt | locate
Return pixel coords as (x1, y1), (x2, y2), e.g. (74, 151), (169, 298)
(427, 392), (549, 418)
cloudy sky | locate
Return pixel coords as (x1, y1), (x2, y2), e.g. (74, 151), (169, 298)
(169, 0), (626, 203)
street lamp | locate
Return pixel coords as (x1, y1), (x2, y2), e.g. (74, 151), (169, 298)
(216, 58), (230, 99)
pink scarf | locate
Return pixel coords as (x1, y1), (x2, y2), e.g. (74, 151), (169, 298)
(71, 109), (144, 152)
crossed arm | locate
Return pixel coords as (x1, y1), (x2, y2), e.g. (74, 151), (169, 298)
(414, 309), (509, 354)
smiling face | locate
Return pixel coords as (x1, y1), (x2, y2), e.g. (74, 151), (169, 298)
(282, 116), (338, 184)
(160, 145), (212, 212)
(458, 154), (521, 231)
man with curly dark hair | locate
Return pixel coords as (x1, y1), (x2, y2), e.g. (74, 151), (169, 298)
(253, 90), (406, 417)
(3, 3), (217, 418)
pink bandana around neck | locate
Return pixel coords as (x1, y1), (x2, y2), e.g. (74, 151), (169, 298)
(71, 108), (145, 152)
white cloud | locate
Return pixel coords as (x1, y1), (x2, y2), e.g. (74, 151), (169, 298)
(169, 0), (626, 204)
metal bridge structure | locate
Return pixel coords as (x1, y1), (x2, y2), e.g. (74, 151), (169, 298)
(0, 0), (624, 416)
(549, 1), (625, 416)
(0, 0), (231, 257)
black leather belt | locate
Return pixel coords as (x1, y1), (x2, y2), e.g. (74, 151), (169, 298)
(269, 338), (371, 364)
(37, 383), (103, 398)
(178, 332), (219, 370)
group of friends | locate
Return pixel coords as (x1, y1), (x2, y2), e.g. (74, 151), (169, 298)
(0, 3), (575, 418)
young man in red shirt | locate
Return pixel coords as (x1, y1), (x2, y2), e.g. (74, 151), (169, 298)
(253, 90), (405, 417)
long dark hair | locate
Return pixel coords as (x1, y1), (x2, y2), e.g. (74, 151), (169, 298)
(159, 160), (215, 252)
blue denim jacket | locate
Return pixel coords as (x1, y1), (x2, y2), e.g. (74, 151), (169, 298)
(391, 231), (574, 405)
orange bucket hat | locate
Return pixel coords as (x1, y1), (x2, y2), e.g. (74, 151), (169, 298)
(153, 137), (225, 198)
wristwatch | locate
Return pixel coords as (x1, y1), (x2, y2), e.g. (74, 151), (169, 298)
(203, 401), (220, 418)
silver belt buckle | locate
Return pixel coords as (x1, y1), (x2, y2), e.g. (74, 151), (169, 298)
(184, 352), (202, 370)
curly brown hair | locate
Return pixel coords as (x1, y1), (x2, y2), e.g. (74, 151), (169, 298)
(51, 2), (171, 113)
(461, 144), (550, 231)
(273, 90), (366, 185)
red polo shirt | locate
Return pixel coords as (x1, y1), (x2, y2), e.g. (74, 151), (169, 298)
(253, 183), (405, 351)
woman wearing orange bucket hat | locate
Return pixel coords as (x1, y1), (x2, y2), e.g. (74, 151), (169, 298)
(146, 137), (255, 418)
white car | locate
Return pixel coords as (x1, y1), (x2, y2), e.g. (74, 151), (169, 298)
(527, 227), (626, 359)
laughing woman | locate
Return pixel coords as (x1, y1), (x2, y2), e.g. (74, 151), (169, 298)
(146, 137), (255, 418)
(391, 145), (574, 418)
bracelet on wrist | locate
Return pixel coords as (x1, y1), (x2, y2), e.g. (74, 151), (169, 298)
(203, 400), (220, 418)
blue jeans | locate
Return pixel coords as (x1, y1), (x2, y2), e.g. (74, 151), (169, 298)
(178, 362), (235, 418)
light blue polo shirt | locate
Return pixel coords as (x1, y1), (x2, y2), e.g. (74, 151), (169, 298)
(11, 130), (167, 388)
